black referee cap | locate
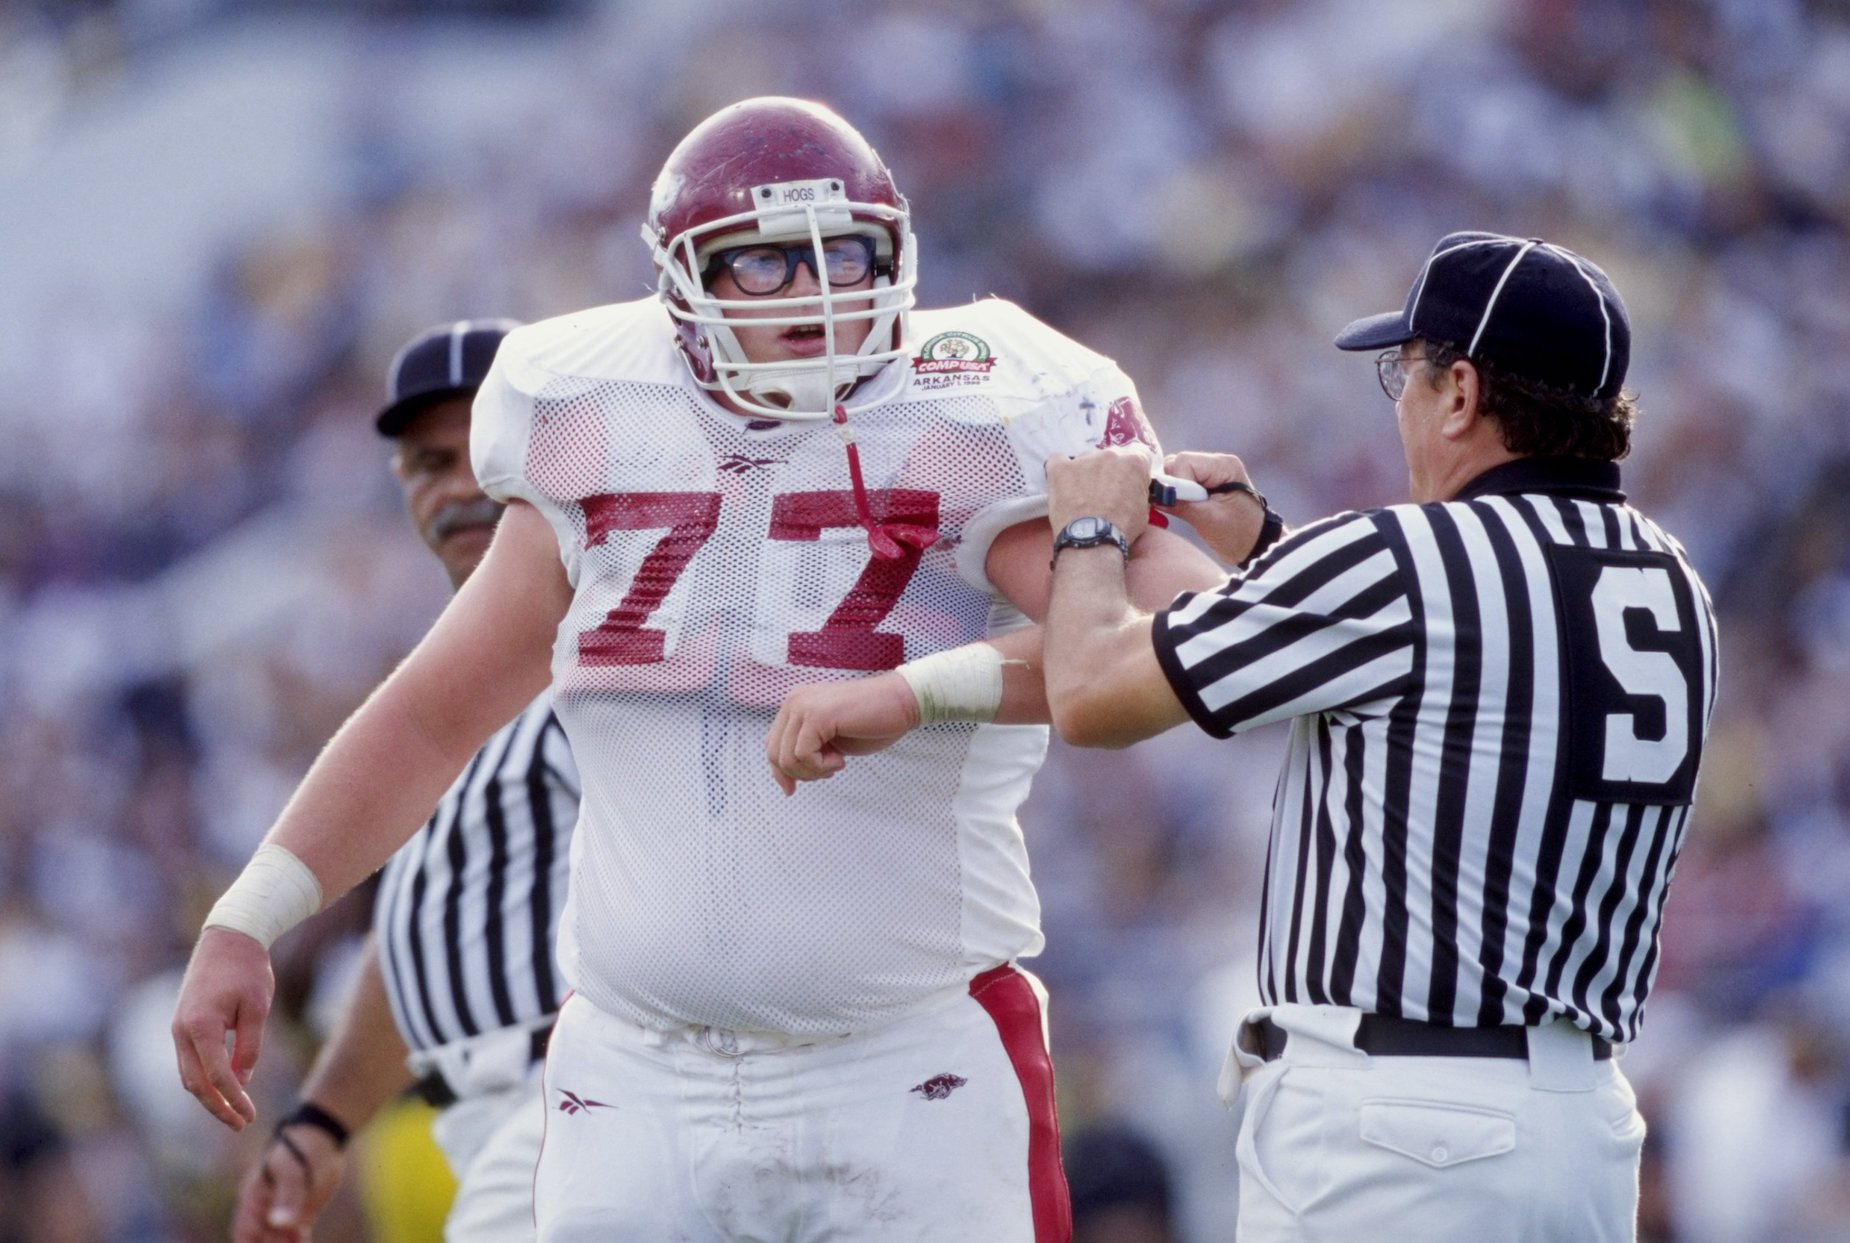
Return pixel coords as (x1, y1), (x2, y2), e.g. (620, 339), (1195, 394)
(375, 319), (521, 437)
(1334, 232), (1630, 400)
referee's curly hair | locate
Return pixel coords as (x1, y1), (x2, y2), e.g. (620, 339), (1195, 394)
(1421, 341), (1637, 462)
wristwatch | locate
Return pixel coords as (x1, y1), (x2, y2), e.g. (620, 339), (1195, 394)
(1051, 516), (1131, 568)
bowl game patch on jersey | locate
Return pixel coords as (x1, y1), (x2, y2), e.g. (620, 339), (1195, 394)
(913, 330), (999, 390)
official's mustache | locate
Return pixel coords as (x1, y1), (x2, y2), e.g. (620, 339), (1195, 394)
(427, 497), (505, 544)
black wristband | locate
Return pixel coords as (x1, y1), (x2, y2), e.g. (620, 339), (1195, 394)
(1241, 504), (1286, 570)
(1201, 480), (1285, 569)
(276, 1100), (350, 1150)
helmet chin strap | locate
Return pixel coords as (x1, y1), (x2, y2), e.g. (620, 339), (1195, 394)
(745, 365), (846, 418)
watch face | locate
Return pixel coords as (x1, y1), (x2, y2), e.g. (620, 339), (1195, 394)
(1068, 516), (1104, 539)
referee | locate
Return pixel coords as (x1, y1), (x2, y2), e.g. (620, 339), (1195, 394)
(231, 321), (580, 1243)
(1041, 232), (1717, 1241)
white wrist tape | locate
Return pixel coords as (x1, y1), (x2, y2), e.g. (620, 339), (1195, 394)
(203, 843), (324, 949)
(897, 643), (1006, 726)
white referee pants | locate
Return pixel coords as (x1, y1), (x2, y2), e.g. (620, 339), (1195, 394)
(1224, 1004), (1645, 1242)
(427, 1062), (548, 1243)
(533, 965), (1070, 1242)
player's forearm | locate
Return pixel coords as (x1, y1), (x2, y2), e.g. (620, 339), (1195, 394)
(1045, 548), (1179, 748)
(985, 627), (1049, 725)
(974, 517), (1220, 730)
(295, 939), (415, 1133)
(238, 503), (561, 917)
(206, 667), (541, 948)
(263, 669), (498, 904)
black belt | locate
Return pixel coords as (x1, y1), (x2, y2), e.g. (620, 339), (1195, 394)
(1249, 1013), (1612, 1063)
(410, 1024), (554, 1110)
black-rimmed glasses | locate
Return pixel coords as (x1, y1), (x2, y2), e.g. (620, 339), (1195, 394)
(1374, 348), (1430, 401)
(704, 236), (879, 296)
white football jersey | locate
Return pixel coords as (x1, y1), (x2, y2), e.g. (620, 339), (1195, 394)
(473, 296), (1161, 1035)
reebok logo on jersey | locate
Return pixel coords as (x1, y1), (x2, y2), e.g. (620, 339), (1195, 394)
(556, 1089), (612, 1116)
(909, 1073), (968, 1101)
(717, 453), (784, 475)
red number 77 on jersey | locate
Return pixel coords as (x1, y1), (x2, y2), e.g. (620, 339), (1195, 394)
(577, 489), (940, 672)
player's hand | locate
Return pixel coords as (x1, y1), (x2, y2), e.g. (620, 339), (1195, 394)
(171, 926), (273, 1129)
(231, 1123), (346, 1242)
(1158, 451), (1268, 566)
(766, 673), (921, 796)
(1045, 445), (1153, 542)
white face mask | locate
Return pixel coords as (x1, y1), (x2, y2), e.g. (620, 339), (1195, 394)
(650, 182), (917, 421)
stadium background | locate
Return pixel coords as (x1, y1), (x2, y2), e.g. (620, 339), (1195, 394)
(3, 0), (1849, 1239)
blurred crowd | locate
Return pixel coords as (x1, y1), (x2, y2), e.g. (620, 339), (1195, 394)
(4, 0), (1850, 1239)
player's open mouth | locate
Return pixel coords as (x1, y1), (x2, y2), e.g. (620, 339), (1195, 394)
(781, 324), (829, 356)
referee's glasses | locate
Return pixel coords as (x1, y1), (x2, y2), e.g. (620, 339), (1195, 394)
(1374, 348), (1431, 401)
(704, 236), (879, 296)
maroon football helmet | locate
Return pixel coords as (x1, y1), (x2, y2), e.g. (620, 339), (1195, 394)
(644, 97), (917, 420)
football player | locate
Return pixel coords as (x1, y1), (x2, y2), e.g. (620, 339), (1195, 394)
(174, 96), (1222, 1241)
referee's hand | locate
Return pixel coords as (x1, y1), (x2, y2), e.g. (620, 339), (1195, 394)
(1045, 444), (1154, 540)
(171, 926), (272, 1130)
(1158, 451), (1268, 567)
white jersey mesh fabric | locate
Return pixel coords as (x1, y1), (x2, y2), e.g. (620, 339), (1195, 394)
(474, 297), (1160, 1035)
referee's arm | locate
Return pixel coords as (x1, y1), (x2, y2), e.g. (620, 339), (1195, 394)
(1043, 447), (1197, 748)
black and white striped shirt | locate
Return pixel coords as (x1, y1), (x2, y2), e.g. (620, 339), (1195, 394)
(1153, 458), (1718, 1043)
(374, 696), (580, 1054)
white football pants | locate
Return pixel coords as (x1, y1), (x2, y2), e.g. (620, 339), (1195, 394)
(428, 1062), (547, 1242)
(1224, 1003), (1646, 1242)
(533, 965), (1070, 1242)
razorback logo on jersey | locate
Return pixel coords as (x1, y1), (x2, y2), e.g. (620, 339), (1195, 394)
(910, 1073), (968, 1101)
(1098, 396), (1155, 449)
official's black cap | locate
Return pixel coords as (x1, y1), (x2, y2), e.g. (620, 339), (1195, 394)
(1334, 232), (1630, 400)
(375, 319), (521, 437)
